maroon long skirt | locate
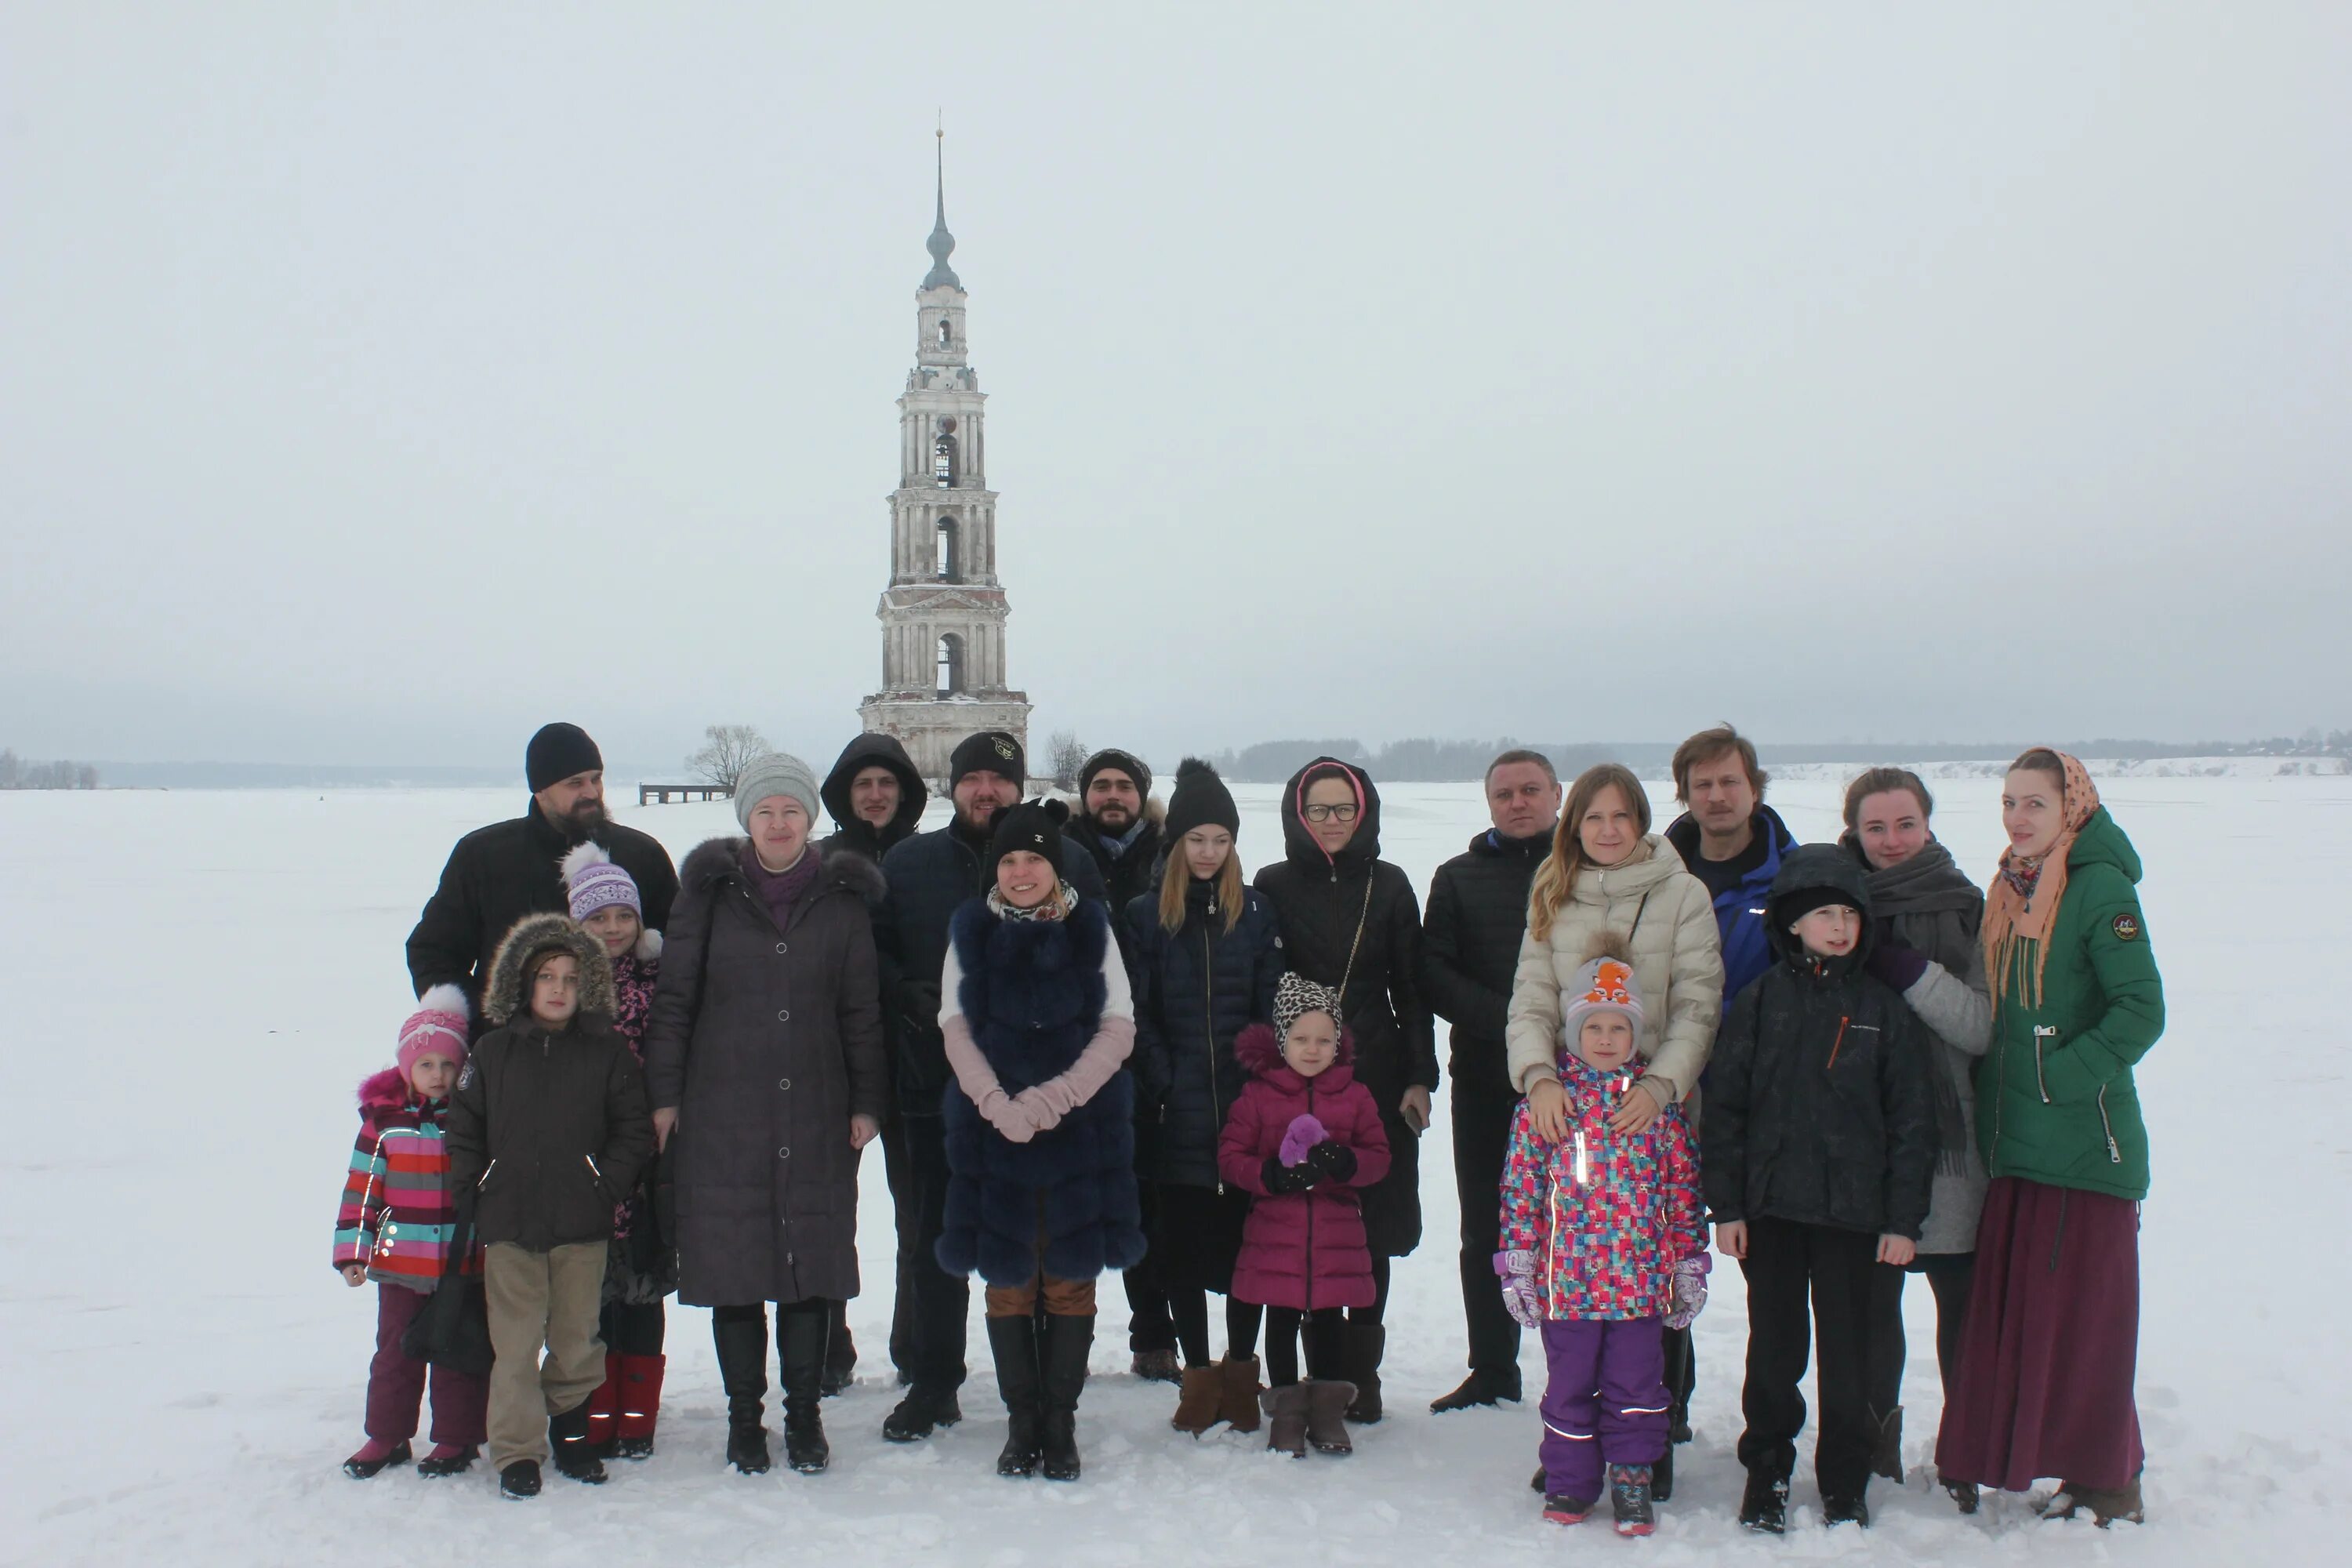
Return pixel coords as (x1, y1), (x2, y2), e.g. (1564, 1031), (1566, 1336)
(1934, 1176), (2144, 1491)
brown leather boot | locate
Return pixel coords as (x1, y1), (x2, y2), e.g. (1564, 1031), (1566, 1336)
(1171, 1366), (1224, 1436)
(1261, 1383), (1308, 1457)
(1304, 1380), (1356, 1455)
(1217, 1355), (1264, 1434)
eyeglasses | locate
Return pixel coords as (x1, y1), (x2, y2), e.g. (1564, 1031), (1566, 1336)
(1302, 804), (1359, 824)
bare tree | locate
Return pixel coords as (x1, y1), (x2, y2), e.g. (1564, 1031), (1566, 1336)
(1047, 731), (1086, 791)
(688, 724), (772, 792)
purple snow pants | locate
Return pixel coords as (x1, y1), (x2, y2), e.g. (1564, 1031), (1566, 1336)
(1538, 1317), (1668, 1501)
(366, 1281), (488, 1446)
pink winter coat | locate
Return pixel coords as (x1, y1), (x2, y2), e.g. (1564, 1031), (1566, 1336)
(1218, 1024), (1392, 1311)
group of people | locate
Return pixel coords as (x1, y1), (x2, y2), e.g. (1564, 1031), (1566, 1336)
(330, 719), (2164, 1534)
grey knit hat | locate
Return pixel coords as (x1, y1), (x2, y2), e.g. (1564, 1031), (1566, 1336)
(734, 751), (822, 829)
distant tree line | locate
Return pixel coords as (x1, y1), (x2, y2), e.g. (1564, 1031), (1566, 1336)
(0, 750), (100, 789)
(1199, 732), (2352, 783)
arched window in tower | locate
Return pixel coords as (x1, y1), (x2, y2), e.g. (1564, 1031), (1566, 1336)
(937, 632), (965, 698)
(935, 517), (960, 582)
(932, 415), (959, 488)
(937, 316), (951, 348)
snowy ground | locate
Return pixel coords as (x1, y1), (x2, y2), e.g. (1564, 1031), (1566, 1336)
(2, 769), (2344, 1563)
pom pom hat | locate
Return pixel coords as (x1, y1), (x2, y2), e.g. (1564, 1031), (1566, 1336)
(561, 841), (641, 921)
(397, 984), (471, 1086)
(1558, 932), (1644, 1062)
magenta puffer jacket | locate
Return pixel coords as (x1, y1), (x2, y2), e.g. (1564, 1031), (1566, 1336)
(1218, 1024), (1392, 1311)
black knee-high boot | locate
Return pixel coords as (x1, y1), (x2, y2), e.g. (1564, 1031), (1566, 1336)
(986, 1316), (1042, 1478)
(713, 1308), (771, 1474)
(1040, 1313), (1094, 1482)
(779, 1304), (831, 1473)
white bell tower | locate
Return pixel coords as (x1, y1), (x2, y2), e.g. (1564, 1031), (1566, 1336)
(857, 132), (1031, 783)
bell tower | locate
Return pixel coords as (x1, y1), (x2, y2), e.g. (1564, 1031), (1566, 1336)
(857, 132), (1031, 783)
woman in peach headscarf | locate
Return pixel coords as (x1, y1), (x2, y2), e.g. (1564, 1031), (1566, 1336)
(1933, 750), (2165, 1526)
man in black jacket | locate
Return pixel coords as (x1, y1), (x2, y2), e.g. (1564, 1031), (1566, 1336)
(873, 731), (1108, 1441)
(811, 731), (929, 1392)
(1058, 746), (1178, 1380)
(1422, 749), (1560, 1414)
(406, 723), (679, 1025)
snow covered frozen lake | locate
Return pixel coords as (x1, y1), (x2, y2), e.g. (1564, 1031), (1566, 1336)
(3, 769), (2343, 1562)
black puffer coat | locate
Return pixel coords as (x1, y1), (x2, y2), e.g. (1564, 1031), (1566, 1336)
(1421, 829), (1551, 1104)
(444, 914), (655, 1252)
(1701, 845), (1936, 1240)
(1251, 758), (1438, 1258)
(641, 840), (890, 1307)
(1069, 809), (1166, 920)
(815, 732), (928, 866)
(407, 800), (679, 1025)
(1123, 880), (1287, 1188)
(877, 820), (1109, 1116)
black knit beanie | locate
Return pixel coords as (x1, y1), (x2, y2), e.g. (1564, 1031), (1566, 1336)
(985, 798), (1068, 887)
(526, 723), (603, 793)
(950, 731), (1025, 789)
(1776, 882), (1861, 930)
(1078, 748), (1152, 802)
(1163, 757), (1240, 843)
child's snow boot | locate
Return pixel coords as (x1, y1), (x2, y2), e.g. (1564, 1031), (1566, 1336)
(615, 1353), (664, 1459)
(586, 1352), (622, 1454)
(1039, 1312), (1093, 1481)
(1260, 1383), (1309, 1457)
(498, 1458), (541, 1499)
(1216, 1354), (1263, 1434)
(1610, 1464), (1657, 1537)
(416, 1443), (477, 1478)
(1739, 1469), (1790, 1534)
(1541, 1492), (1594, 1526)
(1304, 1379), (1356, 1455)
(549, 1401), (608, 1484)
(341, 1437), (411, 1479)
(986, 1315), (1043, 1478)
(780, 1307), (831, 1474)
(1171, 1364), (1224, 1435)
(1342, 1321), (1385, 1423)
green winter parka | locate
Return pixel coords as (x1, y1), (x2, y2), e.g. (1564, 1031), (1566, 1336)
(1976, 808), (2163, 1201)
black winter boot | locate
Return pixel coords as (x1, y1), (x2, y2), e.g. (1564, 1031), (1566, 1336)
(713, 1308), (771, 1474)
(1039, 1312), (1094, 1481)
(499, 1459), (541, 1499)
(1343, 1321), (1385, 1424)
(882, 1386), (963, 1442)
(1428, 1367), (1521, 1413)
(822, 1298), (856, 1397)
(1652, 1444), (1675, 1501)
(779, 1305), (832, 1474)
(1740, 1470), (1791, 1534)
(987, 1315), (1043, 1478)
(1868, 1403), (1904, 1483)
(548, 1402), (607, 1484)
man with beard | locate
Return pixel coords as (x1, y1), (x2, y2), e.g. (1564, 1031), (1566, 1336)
(1059, 748), (1181, 1381)
(1422, 748), (1561, 1414)
(873, 731), (1108, 1441)
(406, 722), (678, 1025)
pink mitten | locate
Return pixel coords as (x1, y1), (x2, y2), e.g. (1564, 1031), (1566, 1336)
(1279, 1113), (1330, 1167)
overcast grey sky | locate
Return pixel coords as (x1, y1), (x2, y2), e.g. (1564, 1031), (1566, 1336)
(4, 3), (2347, 770)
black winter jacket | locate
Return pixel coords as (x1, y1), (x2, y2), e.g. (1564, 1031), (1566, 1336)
(815, 732), (928, 866)
(1422, 829), (1551, 1104)
(1252, 758), (1437, 1256)
(406, 800), (679, 1022)
(877, 819), (1109, 1116)
(1123, 880), (1286, 1189)
(1701, 845), (1936, 1240)
(1069, 811), (1166, 924)
(445, 1018), (655, 1253)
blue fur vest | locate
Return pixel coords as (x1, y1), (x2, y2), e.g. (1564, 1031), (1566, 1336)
(935, 895), (1146, 1287)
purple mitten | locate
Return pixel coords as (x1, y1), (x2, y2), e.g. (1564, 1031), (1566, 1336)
(1279, 1113), (1329, 1167)
(1663, 1258), (1710, 1330)
(1494, 1249), (1541, 1328)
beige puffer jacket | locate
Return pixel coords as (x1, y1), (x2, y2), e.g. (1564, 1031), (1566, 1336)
(1505, 836), (1725, 1105)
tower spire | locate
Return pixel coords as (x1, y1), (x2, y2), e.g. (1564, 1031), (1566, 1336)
(923, 122), (960, 291)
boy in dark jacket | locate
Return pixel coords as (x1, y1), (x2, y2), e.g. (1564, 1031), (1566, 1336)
(1704, 846), (1933, 1534)
(445, 913), (653, 1500)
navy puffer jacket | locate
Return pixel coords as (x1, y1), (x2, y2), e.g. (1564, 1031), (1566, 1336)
(1123, 880), (1286, 1189)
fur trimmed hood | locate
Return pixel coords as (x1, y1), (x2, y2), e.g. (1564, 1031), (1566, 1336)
(678, 836), (887, 910)
(358, 1065), (416, 1109)
(1235, 1020), (1357, 1076)
(481, 912), (617, 1025)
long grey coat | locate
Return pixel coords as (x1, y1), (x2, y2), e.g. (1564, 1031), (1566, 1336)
(642, 839), (888, 1307)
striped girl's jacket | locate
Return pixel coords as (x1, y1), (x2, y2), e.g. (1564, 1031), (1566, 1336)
(332, 1068), (474, 1291)
(1498, 1055), (1706, 1320)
